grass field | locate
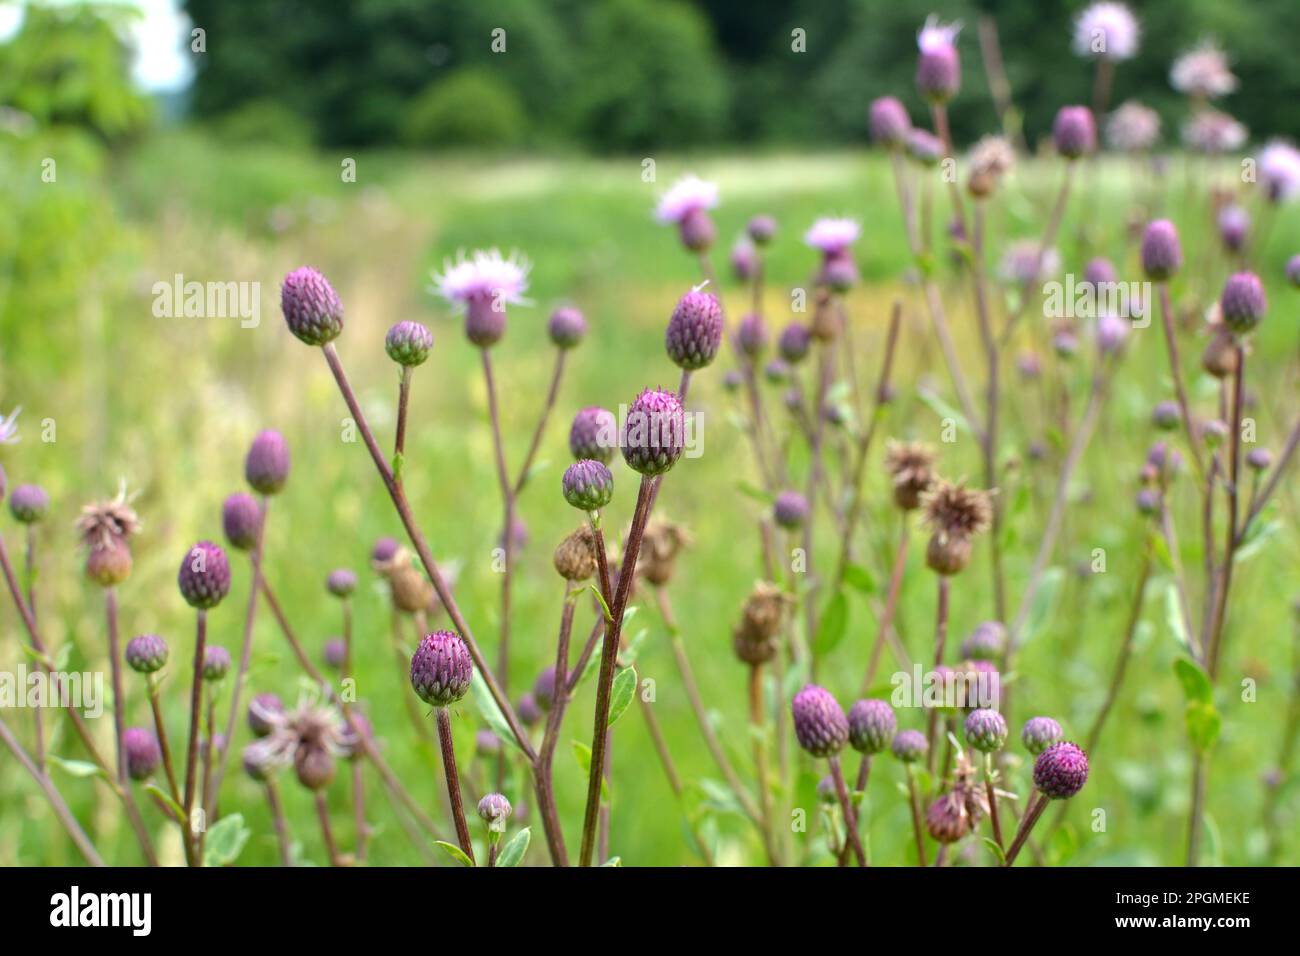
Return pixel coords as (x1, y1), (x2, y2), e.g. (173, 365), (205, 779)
(2, 130), (1298, 865)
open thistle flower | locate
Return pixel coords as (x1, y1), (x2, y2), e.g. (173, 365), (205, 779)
(732, 581), (792, 665)
(569, 406), (618, 464)
(622, 388), (685, 476)
(884, 440), (937, 511)
(8, 483), (48, 524)
(553, 524), (599, 582)
(1053, 106), (1096, 159)
(281, 266), (344, 346)
(915, 15), (961, 103)
(1106, 100), (1160, 152)
(1022, 715), (1064, 755)
(1033, 741), (1089, 798)
(869, 96), (911, 148)
(1219, 271), (1267, 335)
(178, 540), (232, 609)
(804, 218), (860, 257)
(562, 459), (614, 511)
(921, 479), (993, 575)
(655, 175), (719, 252)
(125, 634), (169, 674)
(124, 727), (161, 781)
(1259, 141), (1300, 204)
(1072, 2), (1139, 60)
(1171, 40), (1237, 98)
(222, 492), (262, 551)
(431, 248), (530, 348)
(245, 429), (290, 496)
(1182, 110), (1247, 155)
(665, 288), (724, 370)
(792, 684), (849, 758)
(966, 135), (1015, 198)
(547, 306), (587, 350)
(385, 320), (434, 367)
(409, 630), (472, 708)
(848, 699), (897, 755)
(639, 518), (690, 587)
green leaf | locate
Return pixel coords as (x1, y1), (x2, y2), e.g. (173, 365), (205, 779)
(1184, 700), (1220, 753)
(391, 451), (405, 482)
(814, 591), (849, 655)
(571, 741), (609, 800)
(587, 583), (614, 622)
(694, 778), (744, 817)
(842, 562), (876, 595)
(1234, 520), (1280, 565)
(917, 388), (972, 434)
(496, 827), (530, 867)
(471, 669), (527, 756)
(736, 481), (775, 505)
(1020, 567), (1064, 645)
(434, 840), (475, 867)
(144, 783), (186, 823)
(600, 856), (623, 867)
(1173, 658), (1212, 704)
(1164, 582), (1190, 651)
(47, 756), (105, 779)
(618, 628), (648, 667)
(982, 837), (1007, 864)
(203, 813), (250, 867)
(607, 666), (637, 727)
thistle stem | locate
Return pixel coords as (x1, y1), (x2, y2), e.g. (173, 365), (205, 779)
(394, 365), (413, 464)
(264, 779), (292, 866)
(315, 791), (342, 866)
(926, 577), (951, 770)
(861, 516), (910, 694)
(23, 524), (43, 772)
(481, 348), (515, 793)
(437, 707), (475, 864)
(905, 764), (927, 866)
(513, 349), (567, 496)
(535, 582), (577, 867)
(829, 755), (866, 866)
(748, 662), (773, 856)
(1003, 792), (1048, 866)
(182, 610), (209, 867)
(147, 676), (182, 808)
(985, 757), (1003, 852)
(1157, 282), (1207, 482)
(352, 761), (368, 862)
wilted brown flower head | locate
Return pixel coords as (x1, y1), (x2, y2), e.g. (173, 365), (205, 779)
(638, 519), (691, 587)
(76, 483), (142, 551)
(732, 581), (793, 665)
(243, 693), (351, 790)
(374, 545), (447, 615)
(922, 478), (993, 539)
(553, 524), (599, 582)
(966, 136), (1015, 198)
(884, 440), (937, 510)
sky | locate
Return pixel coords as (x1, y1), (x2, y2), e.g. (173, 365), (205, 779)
(0, 0), (194, 92)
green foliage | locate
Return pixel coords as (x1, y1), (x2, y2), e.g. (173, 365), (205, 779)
(402, 68), (525, 148)
(215, 100), (316, 148)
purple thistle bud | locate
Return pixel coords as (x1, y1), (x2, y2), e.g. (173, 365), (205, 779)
(819, 249), (859, 292)
(1033, 741), (1089, 798)
(245, 430), (290, 496)
(248, 693), (283, 737)
(905, 128), (945, 166)
(476, 729), (502, 758)
(1287, 253), (1300, 288)
(465, 293), (506, 348)
(763, 358), (791, 384)
(1084, 257), (1117, 286)
(533, 666), (558, 712)
(569, 406), (618, 464)
(1016, 350), (1043, 380)
(723, 369), (743, 393)
(547, 306), (587, 350)
(242, 745), (275, 782)
(869, 96), (912, 147)
(960, 621), (1006, 661)
(891, 728), (928, 763)
(730, 239), (758, 281)
(665, 289), (723, 371)
(477, 792), (512, 830)
(125, 634), (169, 674)
(124, 727), (161, 781)
(323, 638), (347, 670)
(777, 322), (812, 364)
(342, 712), (371, 761)
(1219, 271), (1267, 334)
(221, 492), (262, 551)
(1217, 204), (1249, 253)
(1097, 313), (1130, 355)
(1021, 716), (1064, 755)
(791, 684), (849, 758)
(773, 489), (810, 531)
(178, 541), (231, 610)
(384, 320), (434, 367)
(202, 645), (232, 681)
(679, 207), (717, 252)
(8, 484), (48, 524)
(621, 388), (685, 477)
(916, 24), (961, 103)
(562, 459), (614, 511)
(747, 215), (777, 246)
(1136, 487), (1162, 516)
(964, 708), (1008, 753)
(1053, 106), (1097, 159)
(1200, 419), (1228, 448)
(281, 266), (344, 346)
(815, 774), (838, 805)
(371, 536), (400, 564)
(847, 699), (897, 755)
(1247, 448), (1272, 471)
(735, 313), (768, 358)
(517, 692), (543, 727)
(1141, 220), (1182, 280)
(1152, 400), (1180, 431)
(409, 630), (472, 707)
(1052, 324), (1079, 358)
(326, 568), (357, 597)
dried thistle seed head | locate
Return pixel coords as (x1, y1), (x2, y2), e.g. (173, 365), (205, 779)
(294, 744), (336, 790)
(203, 645), (232, 681)
(178, 540), (232, 609)
(245, 429), (290, 496)
(922, 479), (993, 540)
(562, 459), (614, 511)
(326, 568), (357, 598)
(848, 699), (897, 755)
(1053, 105), (1096, 159)
(925, 791), (973, 843)
(517, 692), (543, 728)
(1200, 323), (1239, 378)
(960, 621), (1006, 661)
(384, 320), (434, 367)
(221, 492), (261, 551)
(282, 266), (344, 346)
(547, 306), (587, 350)
(773, 489), (810, 531)
(1219, 271), (1267, 335)
(388, 558), (436, 614)
(532, 666), (558, 712)
(638, 518), (690, 587)
(409, 630), (472, 707)
(1021, 715), (1064, 755)
(1141, 219), (1182, 280)
(735, 313), (768, 358)
(665, 289), (724, 371)
(568, 406), (618, 464)
(248, 693), (284, 738)
(777, 322), (812, 364)
(1034, 741), (1089, 799)
(869, 95), (912, 147)
(477, 792), (513, 832)
(125, 634), (169, 674)
(8, 483), (48, 524)
(85, 538), (133, 587)
(964, 708), (1008, 753)
(891, 728), (928, 763)
(124, 727), (161, 781)
(884, 440), (937, 511)
(322, 638), (346, 670)
(622, 388), (685, 477)
(791, 684), (849, 758)
(553, 524), (598, 582)
(732, 581), (791, 664)
(966, 136), (1015, 197)
(76, 486), (141, 552)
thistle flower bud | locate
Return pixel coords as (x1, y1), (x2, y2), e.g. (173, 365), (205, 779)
(1052, 324), (1079, 358)
(341, 712), (371, 761)
(773, 489), (810, 531)
(8, 484), (48, 524)
(1287, 253), (1300, 288)
(86, 539), (133, 587)
(1136, 487), (1161, 516)
(281, 266), (344, 346)
(465, 294), (506, 348)
(1021, 715), (1064, 755)
(124, 727), (161, 781)
(384, 320), (434, 367)
(1247, 448), (1272, 471)
(1096, 313), (1129, 355)
(777, 323), (811, 364)
(242, 745), (275, 782)
(735, 313), (768, 358)
(517, 693), (543, 728)
(569, 406), (618, 464)
(221, 493), (261, 551)
(562, 459), (614, 511)
(891, 728), (928, 763)
(1084, 257), (1117, 286)
(723, 369), (743, 392)
(925, 792), (971, 843)
(203, 645), (232, 681)
(915, 17), (961, 103)
(1217, 205), (1249, 253)
(1053, 106), (1097, 158)
(1141, 220), (1182, 280)
(245, 430), (290, 496)
(791, 684), (849, 758)
(960, 621), (1006, 661)
(964, 708), (1008, 752)
(178, 541), (232, 610)
(763, 358), (791, 384)
(1219, 271), (1267, 334)
(476, 730), (502, 758)
(1201, 326), (1239, 378)
(326, 568), (357, 598)
(295, 745), (336, 791)
(869, 96), (912, 147)
(533, 666), (558, 712)
(679, 207), (717, 252)
(547, 307), (587, 350)
(906, 129), (945, 166)
(248, 693), (283, 737)
(1152, 400), (1180, 431)
(730, 239), (757, 281)
(477, 792), (513, 832)
(665, 289), (723, 370)
(371, 536), (401, 564)
(847, 699), (897, 755)
(816, 775), (838, 806)
(323, 638), (346, 670)
(747, 215), (776, 246)
(622, 388), (685, 476)
(1033, 741), (1089, 798)
(125, 634), (169, 674)
(819, 250), (859, 292)
(1200, 418), (1228, 449)
(553, 524), (598, 581)
(409, 630), (472, 707)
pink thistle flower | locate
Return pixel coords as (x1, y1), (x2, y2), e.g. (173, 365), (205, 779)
(1072, 3), (1139, 61)
(1259, 140), (1300, 204)
(431, 248), (530, 308)
(1106, 101), (1160, 152)
(1171, 41), (1238, 98)
(1182, 110), (1247, 154)
(803, 217), (860, 256)
(654, 174), (719, 225)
